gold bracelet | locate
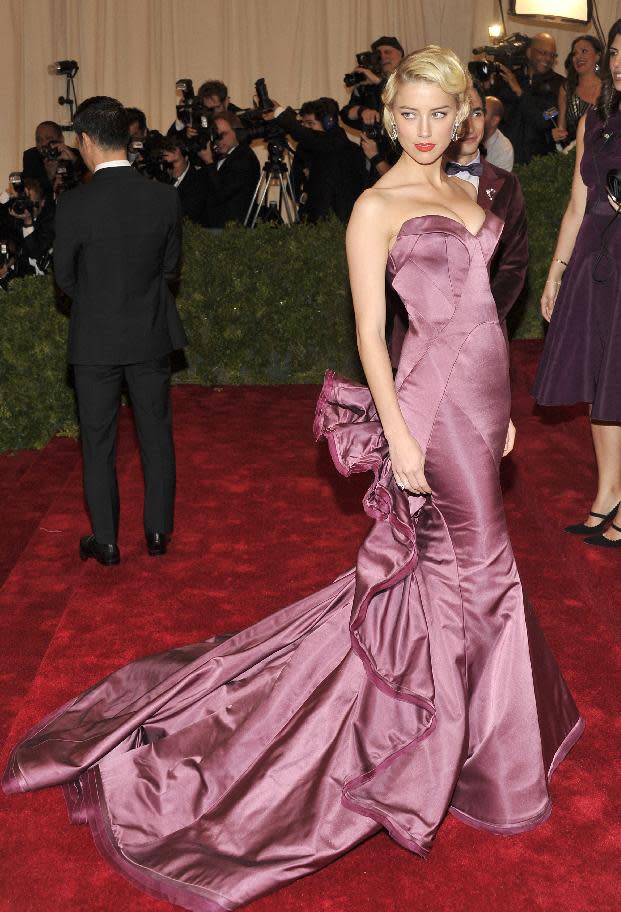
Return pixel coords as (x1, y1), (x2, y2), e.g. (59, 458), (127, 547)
(552, 257), (568, 267)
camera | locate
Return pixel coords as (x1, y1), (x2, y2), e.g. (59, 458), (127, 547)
(55, 161), (79, 192)
(7, 173), (34, 216)
(174, 79), (218, 154)
(236, 78), (288, 151)
(469, 32), (530, 80)
(40, 142), (62, 161)
(344, 50), (383, 87)
(361, 121), (385, 142)
(131, 132), (175, 183)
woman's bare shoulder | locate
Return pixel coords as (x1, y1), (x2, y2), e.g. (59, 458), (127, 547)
(348, 188), (396, 235)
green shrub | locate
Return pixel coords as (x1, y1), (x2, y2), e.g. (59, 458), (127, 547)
(511, 150), (574, 338)
(0, 151), (576, 452)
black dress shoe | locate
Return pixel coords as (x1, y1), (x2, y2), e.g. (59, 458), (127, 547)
(146, 531), (168, 556)
(79, 534), (120, 566)
(584, 522), (621, 549)
(564, 502), (620, 535)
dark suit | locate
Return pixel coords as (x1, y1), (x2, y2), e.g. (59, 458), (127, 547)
(54, 165), (187, 543)
(274, 108), (366, 223)
(203, 144), (260, 228)
(22, 147), (53, 197)
(477, 158), (528, 333)
(176, 165), (210, 225)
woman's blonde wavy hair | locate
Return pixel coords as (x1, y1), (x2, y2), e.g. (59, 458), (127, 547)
(382, 45), (471, 138)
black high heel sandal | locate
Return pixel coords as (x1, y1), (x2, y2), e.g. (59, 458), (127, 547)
(564, 503), (620, 536)
(584, 522), (621, 549)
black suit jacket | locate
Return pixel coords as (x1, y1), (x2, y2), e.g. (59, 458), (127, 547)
(477, 159), (528, 324)
(176, 166), (210, 225)
(22, 147), (53, 197)
(53, 166), (187, 365)
(274, 109), (366, 222)
(203, 144), (260, 228)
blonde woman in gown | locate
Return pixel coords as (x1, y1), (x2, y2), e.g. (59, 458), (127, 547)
(3, 47), (583, 912)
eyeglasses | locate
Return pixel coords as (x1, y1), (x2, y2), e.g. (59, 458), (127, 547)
(532, 48), (557, 60)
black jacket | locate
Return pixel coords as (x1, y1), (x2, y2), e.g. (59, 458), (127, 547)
(492, 68), (565, 164)
(53, 166), (187, 365)
(176, 166), (210, 225)
(275, 108), (366, 222)
(202, 144), (260, 228)
(22, 147), (53, 197)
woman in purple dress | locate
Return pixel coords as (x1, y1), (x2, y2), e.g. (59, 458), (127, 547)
(3, 48), (583, 911)
(534, 19), (621, 548)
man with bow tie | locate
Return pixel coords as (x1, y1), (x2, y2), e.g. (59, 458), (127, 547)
(445, 82), (528, 339)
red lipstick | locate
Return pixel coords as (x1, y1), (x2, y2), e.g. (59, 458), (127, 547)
(415, 143), (436, 151)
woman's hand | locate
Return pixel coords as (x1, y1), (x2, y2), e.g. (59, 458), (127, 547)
(389, 430), (431, 495)
(503, 419), (516, 457)
(541, 276), (561, 321)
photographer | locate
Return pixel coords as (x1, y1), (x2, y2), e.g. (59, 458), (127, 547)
(274, 98), (366, 223)
(2, 176), (55, 277)
(197, 111), (260, 228)
(340, 36), (404, 177)
(489, 32), (565, 164)
(23, 120), (82, 198)
(168, 79), (240, 138)
(162, 136), (209, 225)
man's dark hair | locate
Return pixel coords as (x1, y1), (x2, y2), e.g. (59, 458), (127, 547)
(36, 120), (63, 139)
(125, 106), (147, 133)
(470, 81), (487, 112)
(73, 96), (130, 149)
(198, 80), (228, 104)
(299, 98), (340, 126)
(163, 135), (189, 156)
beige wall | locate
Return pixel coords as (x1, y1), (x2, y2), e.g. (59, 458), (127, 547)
(1, 0), (621, 182)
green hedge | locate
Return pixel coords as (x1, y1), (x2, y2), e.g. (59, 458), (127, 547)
(0, 150), (575, 452)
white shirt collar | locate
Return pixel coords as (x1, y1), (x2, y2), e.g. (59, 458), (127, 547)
(174, 162), (191, 187)
(94, 159), (132, 172)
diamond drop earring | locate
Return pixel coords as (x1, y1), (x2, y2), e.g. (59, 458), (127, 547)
(389, 118), (398, 142)
(451, 121), (460, 142)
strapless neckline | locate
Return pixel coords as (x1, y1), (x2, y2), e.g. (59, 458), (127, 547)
(390, 210), (491, 255)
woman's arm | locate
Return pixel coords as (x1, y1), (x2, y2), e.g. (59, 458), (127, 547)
(346, 194), (431, 494)
(541, 113), (588, 320)
(553, 83), (568, 140)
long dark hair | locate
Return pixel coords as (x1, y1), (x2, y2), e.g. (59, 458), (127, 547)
(597, 19), (621, 121)
(564, 35), (603, 97)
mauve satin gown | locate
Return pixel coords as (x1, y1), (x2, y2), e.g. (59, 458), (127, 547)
(3, 211), (583, 912)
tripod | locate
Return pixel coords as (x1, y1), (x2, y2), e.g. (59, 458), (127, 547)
(244, 141), (299, 227)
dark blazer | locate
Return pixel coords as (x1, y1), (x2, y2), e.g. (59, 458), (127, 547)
(274, 108), (366, 222)
(203, 144), (260, 228)
(176, 165), (210, 225)
(53, 166), (187, 365)
(22, 147), (53, 197)
(478, 159), (528, 325)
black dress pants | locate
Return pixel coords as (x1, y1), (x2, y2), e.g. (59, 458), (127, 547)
(73, 357), (175, 544)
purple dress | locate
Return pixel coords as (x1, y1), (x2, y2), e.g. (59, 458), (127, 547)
(534, 107), (621, 421)
(3, 212), (583, 912)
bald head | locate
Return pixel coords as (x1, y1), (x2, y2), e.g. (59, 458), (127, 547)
(527, 32), (557, 76)
(484, 96), (504, 140)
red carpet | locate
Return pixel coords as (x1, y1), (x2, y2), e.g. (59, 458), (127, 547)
(0, 340), (619, 912)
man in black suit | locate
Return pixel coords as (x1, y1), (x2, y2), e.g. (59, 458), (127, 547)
(162, 136), (210, 225)
(197, 111), (260, 227)
(274, 99), (366, 223)
(54, 96), (187, 565)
